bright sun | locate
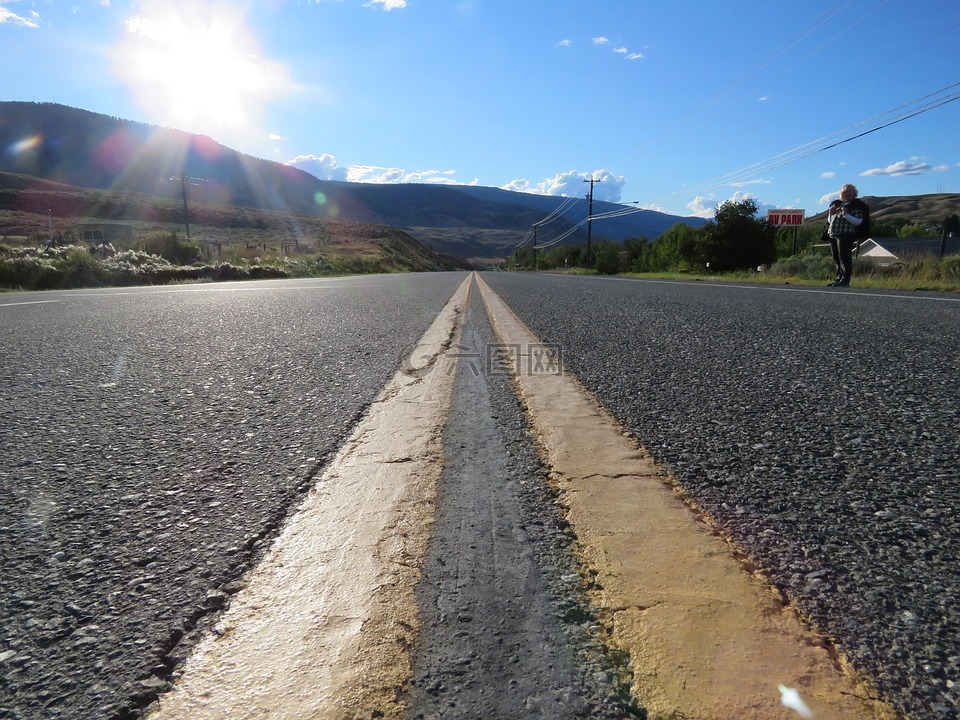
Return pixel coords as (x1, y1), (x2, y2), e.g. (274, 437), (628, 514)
(115, 2), (291, 132)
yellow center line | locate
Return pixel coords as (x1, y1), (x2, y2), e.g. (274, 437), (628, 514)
(475, 273), (899, 720)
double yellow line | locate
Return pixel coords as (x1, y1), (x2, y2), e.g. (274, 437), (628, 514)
(149, 273), (897, 720)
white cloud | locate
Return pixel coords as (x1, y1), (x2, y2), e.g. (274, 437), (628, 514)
(818, 191), (840, 205)
(934, 164), (950, 172)
(125, 15), (167, 42)
(365, 0), (406, 9)
(502, 169), (626, 202)
(860, 158), (932, 177)
(821, 171), (836, 179)
(269, 133), (284, 141)
(592, 36), (609, 45)
(687, 195), (718, 219)
(556, 39), (572, 47)
(288, 155), (474, 186)
(349, 166), (473, 185)
(350, 165), (405, 183)
(612, 45), (643, 59)
(687, 191), (775, 219)
(730, 178), (771, 188)
(0, 3), (40, 27)
(286, 153), (349, 181)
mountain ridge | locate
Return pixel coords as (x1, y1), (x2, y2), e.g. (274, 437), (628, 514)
(0, 101), (703, 263)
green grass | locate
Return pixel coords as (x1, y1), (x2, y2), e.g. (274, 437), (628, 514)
(584, 254), (960, 293)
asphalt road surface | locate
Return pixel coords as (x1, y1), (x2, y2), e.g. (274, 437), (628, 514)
(482, 273), (960, 720)
(0, 275), (467, 720)
(2, 272), (958, 720)
(404, 284), (637, 719)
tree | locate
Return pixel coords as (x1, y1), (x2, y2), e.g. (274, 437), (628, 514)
(700, 198), (777, 271)
(592, 240), (621, 274)
(897, 222), (932, 238)
(775, 225), (823, 258)
(649, 223), (704, 271)
(623, 236), (650, 269)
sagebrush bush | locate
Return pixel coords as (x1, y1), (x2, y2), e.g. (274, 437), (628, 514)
(0, 254), (61, 290)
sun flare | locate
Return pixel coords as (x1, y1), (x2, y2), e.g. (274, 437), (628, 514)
(115, 2), (292, 133)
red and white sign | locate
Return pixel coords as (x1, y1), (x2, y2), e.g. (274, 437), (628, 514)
(767, 209), (806, 226)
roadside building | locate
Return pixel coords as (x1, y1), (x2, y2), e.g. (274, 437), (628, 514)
(857, 236), (960, 265)
(76, 220), (135, 245)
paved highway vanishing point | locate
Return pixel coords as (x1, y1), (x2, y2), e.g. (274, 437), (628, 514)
(3, 272), (958, 719)
(148, 273), (892, 720)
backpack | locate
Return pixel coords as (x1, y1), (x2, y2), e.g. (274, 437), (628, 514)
(852, 198), (871, 239)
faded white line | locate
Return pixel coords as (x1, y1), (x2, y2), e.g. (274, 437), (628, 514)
(0, 299), (61, 307)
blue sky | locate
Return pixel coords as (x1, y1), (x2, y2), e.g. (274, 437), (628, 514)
(2, 0), (959, 218)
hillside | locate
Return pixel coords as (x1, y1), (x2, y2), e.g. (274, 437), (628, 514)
(0, 102), (702, 264)
(806, 194), (960, 228)
(0, 171), (472, 272)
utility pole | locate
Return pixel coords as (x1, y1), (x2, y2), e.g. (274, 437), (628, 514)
(533, 226), (538, 270)
(583, 178), (601, 266)
(170, 173), (207, 240)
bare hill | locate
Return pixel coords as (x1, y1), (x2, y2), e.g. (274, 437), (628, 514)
(806, 193), (960, 227)
(0, 171), (472, 272)
(0, 102), (703, 263)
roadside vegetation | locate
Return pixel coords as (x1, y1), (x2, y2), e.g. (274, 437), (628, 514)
(0, 226), (454, 291)
(3, 195), (957, 292)
(506, 198), (960, 293)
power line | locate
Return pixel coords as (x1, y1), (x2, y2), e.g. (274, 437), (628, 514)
(524, 79), (960, 249)
(515, 196), (583, 249)
(646, 80), (960, 211)
(607, 0), (863, 170)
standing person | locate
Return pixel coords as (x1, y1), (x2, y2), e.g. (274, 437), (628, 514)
(826, 184), (864, 287)
(825, 199), (843, 284)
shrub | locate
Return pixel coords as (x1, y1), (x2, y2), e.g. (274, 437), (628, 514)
(769, 254), (836, 280)
(101, 251), (175, 285)
(0, 253), (61, 289)
(59, 246), (104, 287)
(142, 232), (205, 264)
(940, 256), (960, 282)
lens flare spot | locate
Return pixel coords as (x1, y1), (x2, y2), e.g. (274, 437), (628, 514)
(9, 135), (42, 155)
(314, 192), (327, 206)
(779, 684), (813, 719)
